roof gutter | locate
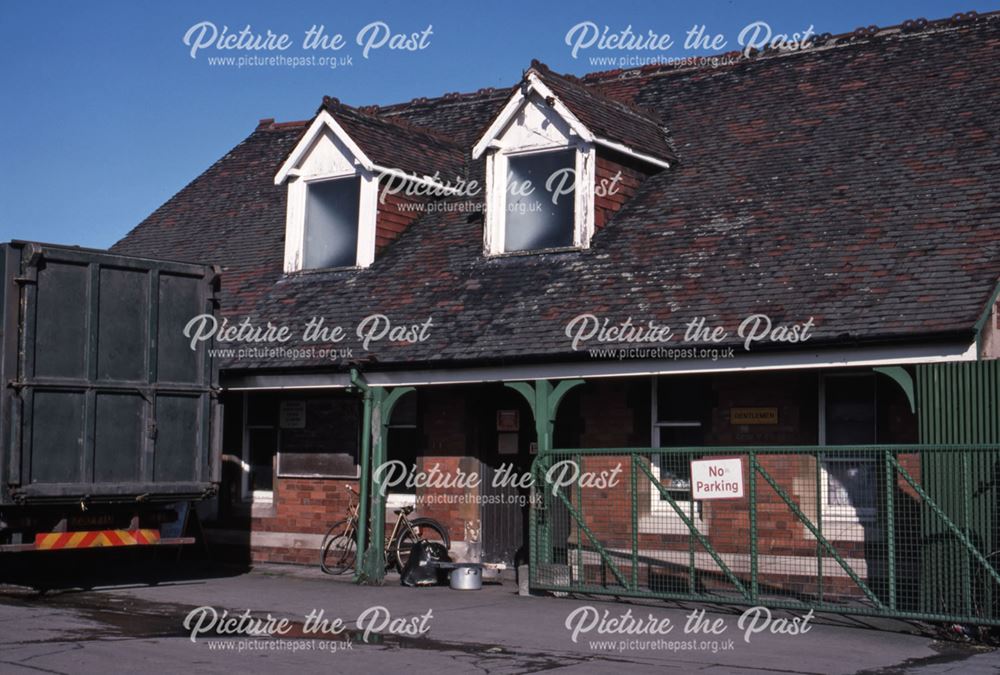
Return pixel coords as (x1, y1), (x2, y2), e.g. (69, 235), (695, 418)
(221, 337), (977, 390)
(593, 137), (672, 169)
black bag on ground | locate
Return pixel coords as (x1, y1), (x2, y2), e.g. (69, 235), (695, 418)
(400, 541), (451, 587)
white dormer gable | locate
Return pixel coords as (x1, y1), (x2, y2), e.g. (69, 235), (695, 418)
(473, 68), (671, 256)
(296, 126), (360, 177)
(473, 73), (596, 256)
(493, 93), (578, 152)
(275, 110), (378, 271)
(472, 72), (595, 158)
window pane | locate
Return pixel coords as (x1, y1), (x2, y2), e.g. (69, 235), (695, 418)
(248, 428), (277, 492)
(825, 460), (877, 510)
(303, 177), (360, 269)
(657, 427), (702, 493)
(505, 150), (575, 251)
(280, 397), (360, 457)
(825, 375), (875, 444)
(656, 376), (709, 423)
(246, 392), (279, 427)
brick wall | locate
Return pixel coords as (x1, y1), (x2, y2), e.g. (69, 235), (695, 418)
(562, 372), (919, 599)
(594, 152), (648, 231)
(214, 371), (920, 583)
(375, 187), (422, 253)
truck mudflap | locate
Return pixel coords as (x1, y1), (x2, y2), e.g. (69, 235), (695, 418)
(0, 529), (195, 553)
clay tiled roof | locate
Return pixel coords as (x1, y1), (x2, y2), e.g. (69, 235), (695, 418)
(113, 12), (1000, 368)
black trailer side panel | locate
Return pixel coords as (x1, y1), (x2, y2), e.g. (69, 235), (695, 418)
(0, 242), (219, 505)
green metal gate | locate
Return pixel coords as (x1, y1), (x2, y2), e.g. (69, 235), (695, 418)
(529, 365), (1000, 625)
(917, 361), (1000, 622)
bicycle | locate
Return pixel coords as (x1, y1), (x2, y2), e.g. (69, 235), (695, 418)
(320, 485), (450, 575)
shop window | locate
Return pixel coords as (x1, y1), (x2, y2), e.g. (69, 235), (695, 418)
(277, 396), (361, 479)
(644, 376), (711, 534)
(241, 392), (362, 505)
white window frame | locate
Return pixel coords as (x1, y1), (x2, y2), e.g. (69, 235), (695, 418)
(283, 169), (378, 272)
(275, 109), (382, 272)
(472, 69), (669, 257)
(642, 377), (707, 535)
(818, 373), (878, 538)
(483, 142), (595, 255)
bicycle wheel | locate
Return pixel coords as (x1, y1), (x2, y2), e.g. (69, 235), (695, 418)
(392, 518), (450, 572)
(320, 520), (357, 575)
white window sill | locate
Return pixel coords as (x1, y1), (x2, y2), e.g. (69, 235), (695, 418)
(484, 245), (586, 258)
(386, 493), (416, 511)
(234, 496), (277, 519)
(809, 513), (878, 542)
(284, 265), (364, 276)
(640, 501), (708, 535)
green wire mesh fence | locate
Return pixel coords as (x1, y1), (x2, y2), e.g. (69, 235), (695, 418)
(530, 445), (1000, 625)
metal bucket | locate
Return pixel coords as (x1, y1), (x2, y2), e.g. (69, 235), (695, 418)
(450, 563), (482, 590)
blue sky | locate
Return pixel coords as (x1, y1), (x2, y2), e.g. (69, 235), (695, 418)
(1, 0), (994, 248)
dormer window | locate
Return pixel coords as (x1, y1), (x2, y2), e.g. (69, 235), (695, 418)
(475, 89), (595, 256)
(302, 176), (361, 269)
(275, 102), (462, 272)
(504, 149), (576, 251)
(474, 61), (673, 256)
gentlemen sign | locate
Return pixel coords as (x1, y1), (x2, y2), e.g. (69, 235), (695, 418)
(730, 407), (778, 425)
(690, 458), (744, 500)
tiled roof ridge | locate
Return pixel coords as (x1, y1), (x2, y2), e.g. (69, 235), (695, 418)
(255, 118), (310, 131)
(581, 9), (997, 84)
(319, 95), (464, 151)
(377, 86), (512, 115)
(526, 58), (666, 125)
(253, 10), (996, 138)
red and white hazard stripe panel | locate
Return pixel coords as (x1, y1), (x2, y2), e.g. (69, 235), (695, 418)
(34, 529), (162, 550)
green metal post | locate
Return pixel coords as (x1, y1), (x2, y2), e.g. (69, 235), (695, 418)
(962, 449), (973, 615)
(506, 379), (584, 579)
(688, 454), (696, 595)
(360, 386), (415, 585)
(576, 451), (584, 583)
(815, 449), (823, 603)
(884, 448), (896, 610)
(749, 450), (758, 601)
(350, 369), (372, 584)
(360, 386), (387, 583)
(630, 454), (638, 591)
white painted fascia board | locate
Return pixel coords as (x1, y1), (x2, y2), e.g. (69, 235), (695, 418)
(359, 341), (978, 386)
(593, 137), (671, 170)
(472, 73), (596, 158)
(221, 340), (977, 390)
(472, 88), (526, 159)
(274, 109), (374, 185)
(524, 73), (595, 144)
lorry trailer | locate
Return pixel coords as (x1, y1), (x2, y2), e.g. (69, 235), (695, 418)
(0, 241), (220, 553)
